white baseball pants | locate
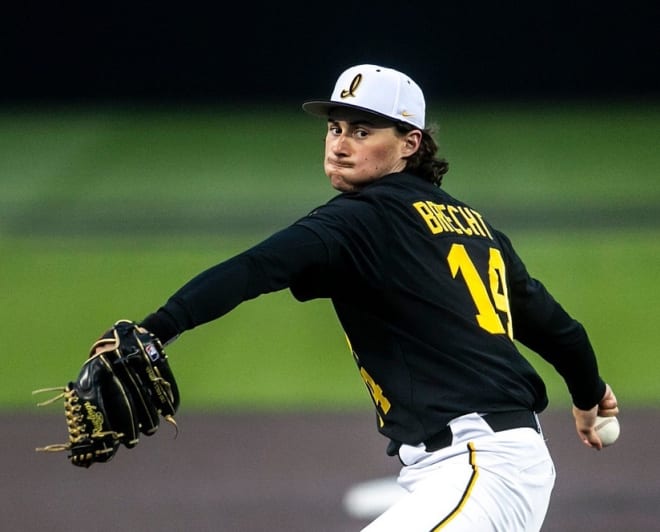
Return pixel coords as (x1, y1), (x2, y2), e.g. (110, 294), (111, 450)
(361, 413), (556, 532)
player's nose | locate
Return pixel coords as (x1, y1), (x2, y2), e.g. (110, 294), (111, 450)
(330, 133), (350, 155)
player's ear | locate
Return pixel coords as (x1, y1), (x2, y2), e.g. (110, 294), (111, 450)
(401, 129), (422, 156)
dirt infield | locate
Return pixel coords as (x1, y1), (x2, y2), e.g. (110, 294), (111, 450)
(3, 408), (657, 531)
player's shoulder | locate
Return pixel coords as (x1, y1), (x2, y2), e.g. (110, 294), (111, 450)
(308, 172), (485, 222)
(368, 172), (435, 195)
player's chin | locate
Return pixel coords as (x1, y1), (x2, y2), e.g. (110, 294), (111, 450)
(327, 170), (375, 193)
(328, 173), (356, 193)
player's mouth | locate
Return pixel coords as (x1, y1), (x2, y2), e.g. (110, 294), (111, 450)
(326, 158), (353, 169)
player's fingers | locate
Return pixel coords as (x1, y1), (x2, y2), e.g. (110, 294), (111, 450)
(601, 384), (618, 405)
(572, 405), (603, 450)
(598, 405), (619, 417)
(577, 428), (603, 450)
(599, 393), (619, 417)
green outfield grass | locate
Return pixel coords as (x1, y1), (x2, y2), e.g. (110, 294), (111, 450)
(2, 102), (659, 411)
(3, 229), (659, 411)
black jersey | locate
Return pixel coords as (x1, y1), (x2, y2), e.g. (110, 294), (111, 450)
(142, 172), (604, 447)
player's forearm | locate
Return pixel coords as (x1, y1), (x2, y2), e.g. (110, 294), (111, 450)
(542, 322), (606, 410)
(140, 254), (255, 343)
(510, 275), (605, 409)
(516, 301), (605, 409)
(141, 225), (329, 344)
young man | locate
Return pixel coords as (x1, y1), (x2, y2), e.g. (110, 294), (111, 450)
(120, 64), (617, 530)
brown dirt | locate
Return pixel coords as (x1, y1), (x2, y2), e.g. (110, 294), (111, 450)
(3, 408), (657, 531)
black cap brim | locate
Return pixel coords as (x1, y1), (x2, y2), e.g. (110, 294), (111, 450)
(302, 100), (403, 125)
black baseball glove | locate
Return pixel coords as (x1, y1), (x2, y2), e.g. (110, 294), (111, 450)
(34, 319), (180, 468)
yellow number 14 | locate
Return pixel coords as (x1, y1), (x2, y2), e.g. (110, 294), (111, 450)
(447, 243), (513, 339)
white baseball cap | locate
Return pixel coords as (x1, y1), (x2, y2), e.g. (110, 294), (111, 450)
(303, 64), (426, 129)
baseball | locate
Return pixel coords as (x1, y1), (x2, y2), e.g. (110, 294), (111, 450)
(595, 415), (620, 446)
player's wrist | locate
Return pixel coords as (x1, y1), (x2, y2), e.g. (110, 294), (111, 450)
(140, 311), (179, 345)
(571, 377), (607, 411)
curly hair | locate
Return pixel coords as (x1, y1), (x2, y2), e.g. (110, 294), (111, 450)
(395, 123), (449, 186)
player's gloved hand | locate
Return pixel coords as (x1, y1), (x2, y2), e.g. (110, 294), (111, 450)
(572, 383), (618, 450)
(33, 319), (180, 467)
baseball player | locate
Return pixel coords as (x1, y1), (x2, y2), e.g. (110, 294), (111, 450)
(130, 64), (617, 530)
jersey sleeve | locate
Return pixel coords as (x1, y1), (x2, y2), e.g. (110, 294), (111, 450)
(497, 230), (606, 409)
(140, 224), (330, 344)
